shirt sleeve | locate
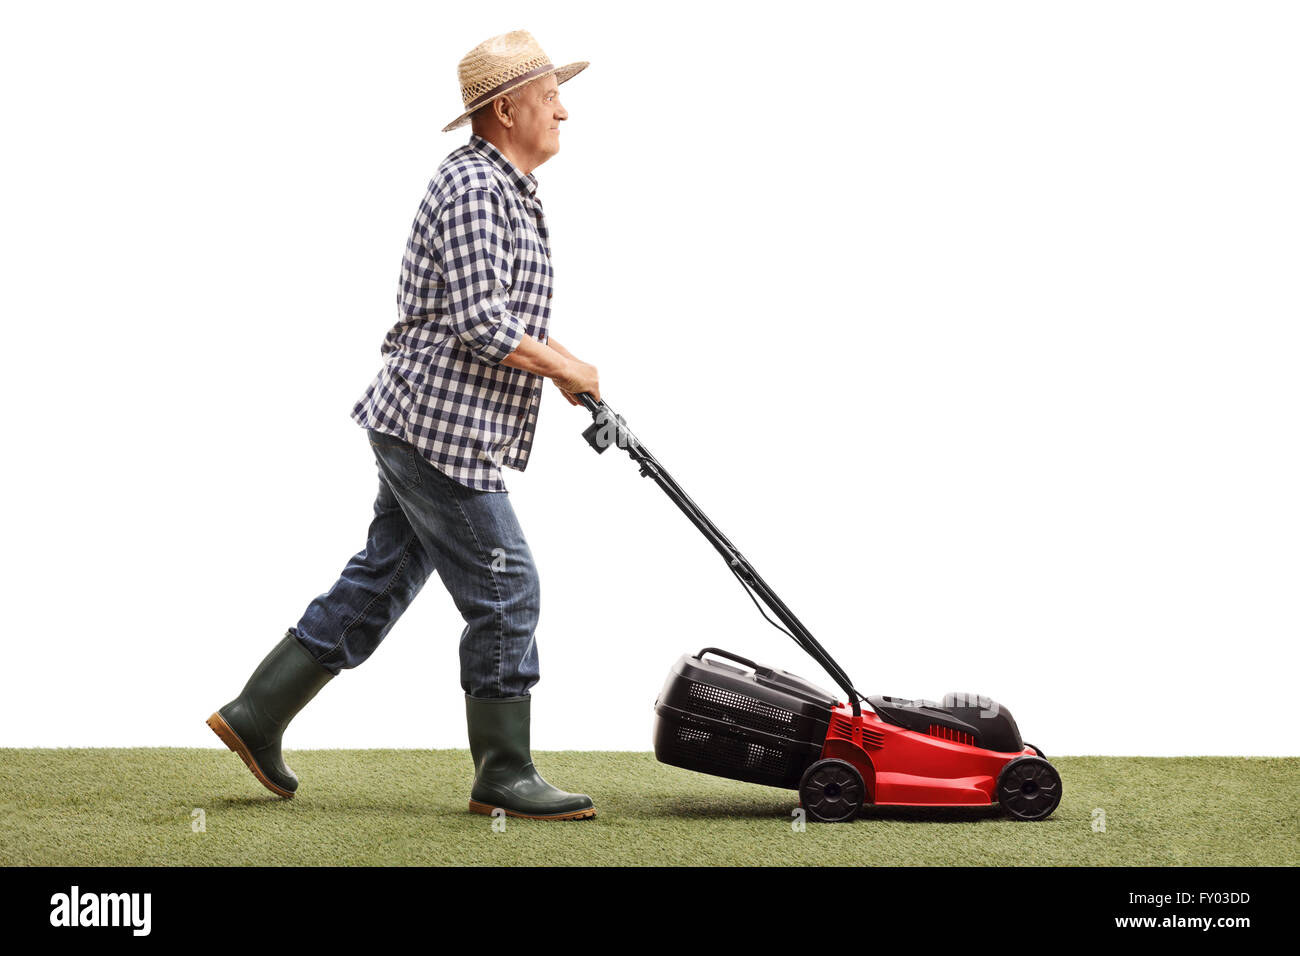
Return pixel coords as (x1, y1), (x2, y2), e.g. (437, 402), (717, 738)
(433, 187), (527, 367)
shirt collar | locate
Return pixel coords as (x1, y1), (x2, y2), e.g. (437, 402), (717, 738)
(468, 134), (539, 198)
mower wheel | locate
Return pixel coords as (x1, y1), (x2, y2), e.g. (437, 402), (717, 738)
(1025, 742), (1046, 760)
(997, 755), (1062, 821)
(798, 758), (865, 823)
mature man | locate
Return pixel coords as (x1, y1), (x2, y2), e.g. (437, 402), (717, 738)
(207, 30), (600, 821)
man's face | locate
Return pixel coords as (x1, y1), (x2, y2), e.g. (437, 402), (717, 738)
(512, 75), (567, 162)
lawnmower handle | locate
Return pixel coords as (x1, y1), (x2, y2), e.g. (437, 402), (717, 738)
(572, 389), (864, 713)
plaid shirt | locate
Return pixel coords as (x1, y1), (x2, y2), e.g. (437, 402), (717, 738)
(350, 134), (554, 491)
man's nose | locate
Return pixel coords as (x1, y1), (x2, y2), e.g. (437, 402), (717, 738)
(555, 100), (569, 121)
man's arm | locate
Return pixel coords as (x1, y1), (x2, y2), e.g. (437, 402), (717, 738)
(434, 188), (529, 366)
(501, 334), (599, 403)
(432, 187), (599, 401)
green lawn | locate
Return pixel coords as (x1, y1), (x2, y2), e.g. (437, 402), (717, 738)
(1, 750), (1295, 866)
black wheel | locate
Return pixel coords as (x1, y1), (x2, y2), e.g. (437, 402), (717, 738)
(997, 755), (1062, 821)
(798, 758), (865, 823)
(1025, 742), (1046, 761)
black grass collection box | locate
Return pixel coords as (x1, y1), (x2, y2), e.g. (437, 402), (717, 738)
(653, 648), (837, 789)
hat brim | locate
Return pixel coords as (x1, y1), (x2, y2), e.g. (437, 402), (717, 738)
(441, 60), (589, 133)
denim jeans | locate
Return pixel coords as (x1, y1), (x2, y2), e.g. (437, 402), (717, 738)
(289, 428), (541, 698)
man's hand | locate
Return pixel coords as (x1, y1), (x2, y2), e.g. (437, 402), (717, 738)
(555, 357), (599, 404)
(546, 336), (598, 404)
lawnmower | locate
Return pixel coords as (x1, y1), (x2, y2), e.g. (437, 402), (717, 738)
(576, 392), (1061, 823)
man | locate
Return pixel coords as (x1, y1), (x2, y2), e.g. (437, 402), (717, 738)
(206, 30), (600, 821)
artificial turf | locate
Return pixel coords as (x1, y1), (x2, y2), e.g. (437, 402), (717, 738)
(0, 750), (1295, 866)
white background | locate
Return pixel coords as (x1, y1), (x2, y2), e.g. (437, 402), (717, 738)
(1, 1), (1296, 755)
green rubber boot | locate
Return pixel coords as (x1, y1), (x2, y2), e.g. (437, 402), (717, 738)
(465, 694), (596, 820)
(206, 630), (334, 798)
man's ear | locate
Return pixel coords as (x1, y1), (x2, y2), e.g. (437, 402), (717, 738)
(492, 94), (513, 129)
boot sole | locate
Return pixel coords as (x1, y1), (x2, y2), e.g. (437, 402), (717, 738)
(206, 711), (295, 799)
(468, 800), (596, 821)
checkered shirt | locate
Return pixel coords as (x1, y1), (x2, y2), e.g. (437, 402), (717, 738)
(350, 134), (554, 491)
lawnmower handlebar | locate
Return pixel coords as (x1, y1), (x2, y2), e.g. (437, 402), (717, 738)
(573, 390), (864, 714)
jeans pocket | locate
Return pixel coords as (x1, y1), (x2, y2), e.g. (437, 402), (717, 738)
(367, 430), (422, 491)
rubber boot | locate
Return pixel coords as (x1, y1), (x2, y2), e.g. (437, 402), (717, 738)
(206, 630), (334, 798)
(465, 694), (596, 820)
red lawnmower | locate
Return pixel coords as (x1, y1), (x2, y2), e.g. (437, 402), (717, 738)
(577, 393), (1061, 823)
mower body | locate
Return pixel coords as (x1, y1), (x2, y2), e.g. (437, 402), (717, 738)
(822, 701), (1035, 807)
(654, 648), (1060, 820)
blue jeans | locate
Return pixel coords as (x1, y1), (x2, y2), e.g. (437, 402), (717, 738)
(289, 428), (541, 698)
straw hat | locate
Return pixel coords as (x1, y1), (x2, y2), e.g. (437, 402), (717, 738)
(442, 30), (589, 133)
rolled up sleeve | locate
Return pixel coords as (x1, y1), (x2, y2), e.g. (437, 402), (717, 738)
(435, 187), (526, 366)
